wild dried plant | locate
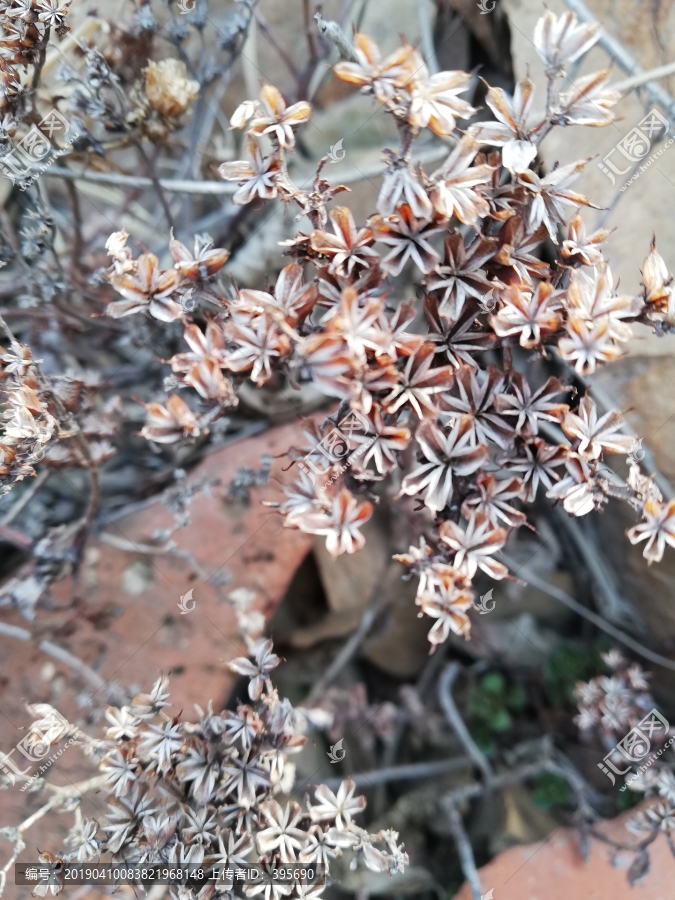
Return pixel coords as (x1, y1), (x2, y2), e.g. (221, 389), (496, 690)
(84, 11), (675, 652)
(575, 649), (675, 871)
(3, 640), (407, 898)
(1, 1), (675, 894)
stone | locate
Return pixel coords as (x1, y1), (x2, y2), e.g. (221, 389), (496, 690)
(0, 418), (319, 880)
(456, 799), (675, 899)
(361, 560), (432, 678)
(314, 505), (393, 613)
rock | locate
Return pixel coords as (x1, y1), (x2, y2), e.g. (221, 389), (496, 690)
(309, 501), (432, 676)
(314, 505), (393, 613)
(332, 858), (440, 897)
(361, 560), (432, 677)
(490, 787), (559, 854)
(290, 606), (364, 648)
(0, 418), (321, 889)
(122, 559), (154, 596)
(590, 356), (675, 486)
(502, 0), (675, 702)
(456, 799), (675, 899)
(484, 518), (577, 631)
(586, 356), (675, 713)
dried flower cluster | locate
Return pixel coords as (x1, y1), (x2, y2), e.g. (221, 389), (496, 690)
(27, 640), (407, 899)
(575, 649), (675, 847)
(574, 648), (654, 744)
(1, 4), (674, 894)
(83, 11), (674, 652)
(0, 0), (71, 147)
(0, 338), (119, 489)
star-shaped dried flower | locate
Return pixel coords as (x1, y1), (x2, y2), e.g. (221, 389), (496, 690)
(399, 416), (488, 512)
(297, 333), (354, 399)
(409, 60), (475, 136)
(488, 218), (551, 285)
(378, 152), (433, 219)
(333, 32), (416, 104)
(310, 777), (367, 831)
(169, 231), (229, 280)
(257, 800), (308, 861)
(558, 316), (623, 375)
(495, 372), (568, 436)
(232, 83), (312, 150)
(438, 513), (510, 580)
(384, 342), (455, 418)
(235, 263), (318, 327)
(426, 232), (497, 321)
(468, 79), (540, 173)
(533, 10), (599, 75)
(490, 282), (562, 348)
(519, 159), (597, 243)
(225, 314), (291, 386)
(500, 437), (567, 501)
(348, 404), (411, 478)
(220, 749), (271, 806)
(170, 321), (228, 373)
(228, 638), (281, 701)
(546, 451), (600, 516)
(297, 489), (373, 557)
(642, 238), (673, 325)
(565, 265), (643, 341)
(561, 214), (610, 268)
(424, 297), (495, 367)
(429, 136), (492, 224)
(557, 69), (620, 127)
(106, 251), (182, 321)
(461, 472), (527, 527)
(561, 395), (634, 460)
(139, 395), (201, 444)
(370, 204), (444, 276)
(417, 565), (474, 647)
(310, 207), (378, 276)
(219, 139), (280, 205)
(324, 287), (388, 364)
(440, 364), (513, 448)
(628, 498), (675, 564)
(138, 719), (184, 776)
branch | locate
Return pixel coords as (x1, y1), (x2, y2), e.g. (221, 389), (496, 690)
(305, 565), (391, 704)
(551, 355), (675, 501)
(442, 803), (483, 900)
(438, 662), (494, 784)
(0, 774), (108, 896)
(253, 8), (302, 82)
(42, 145), (449, 193)
(314, 13), (358, 62)
(613, 61), (675, 94)
(501, 553), (675, 672)
(551, 505), (636, 627)
(136, 141), (174, 230)
(97, 531), (219, 584)
(307, 755), (472, 791)
(0, 469), (51, 525)
(443, 759), (550, 806)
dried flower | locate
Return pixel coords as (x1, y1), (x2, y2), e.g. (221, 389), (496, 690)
(145, 59), (199, 118)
